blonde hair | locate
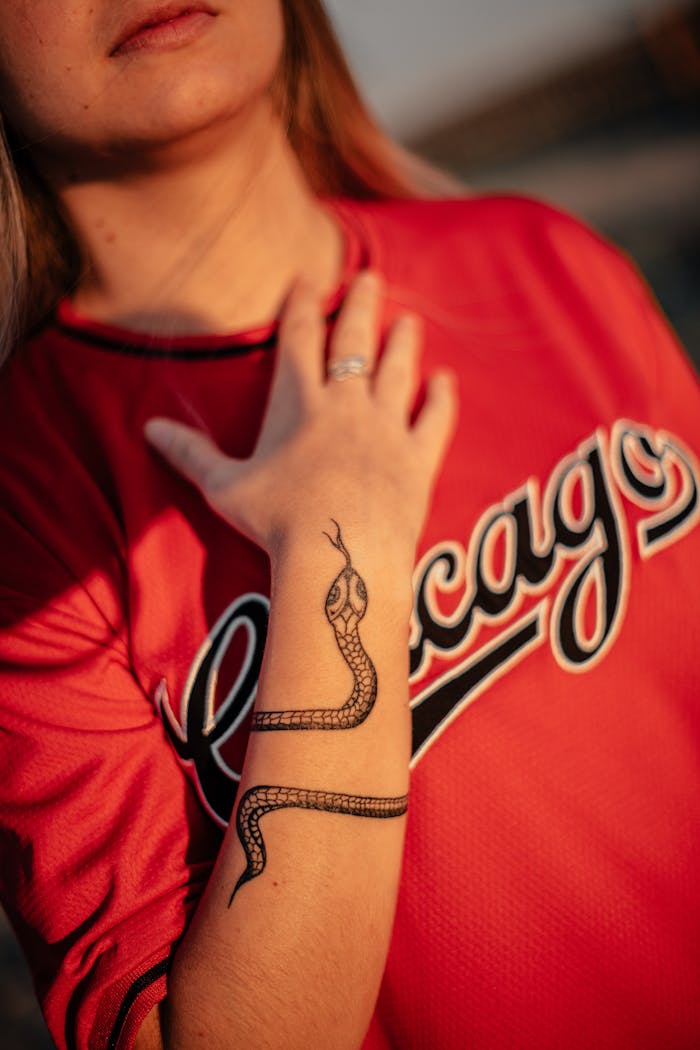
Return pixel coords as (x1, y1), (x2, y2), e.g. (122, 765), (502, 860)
(0, 0), (462, 364)
(0, 116), (28, 364)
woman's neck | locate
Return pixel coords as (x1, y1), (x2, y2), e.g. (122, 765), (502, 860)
(48, 101), (345, 337)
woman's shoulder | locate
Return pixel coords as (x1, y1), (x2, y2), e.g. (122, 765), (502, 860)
(340, 190), (651, 313)
(349, 190), (626, 263)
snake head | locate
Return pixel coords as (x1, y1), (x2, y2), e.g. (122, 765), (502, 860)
(325, 569), (367, 634)
(324, 521), (367, 634)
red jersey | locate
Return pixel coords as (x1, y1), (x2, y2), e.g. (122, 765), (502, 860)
(1, 194), (699, 1049)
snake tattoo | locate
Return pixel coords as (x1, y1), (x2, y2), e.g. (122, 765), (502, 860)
(229, 786), (408, 904)
(251, 522), (377, 731)
(228, 521), (408, 906)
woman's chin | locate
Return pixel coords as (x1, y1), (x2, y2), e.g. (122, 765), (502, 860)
(53, 83), (274, 175)
(96, 46), (280, 162)
(99, 13), (282, 154)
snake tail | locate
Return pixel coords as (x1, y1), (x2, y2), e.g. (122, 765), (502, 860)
(228, 785), (409, 906)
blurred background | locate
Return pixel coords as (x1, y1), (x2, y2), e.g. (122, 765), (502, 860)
(2, 1), (699, 1045)
(326, 0), (699, 369)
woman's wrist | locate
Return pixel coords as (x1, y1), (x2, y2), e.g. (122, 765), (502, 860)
(269, 513), (416, 593)
(264, 510), (415, 634)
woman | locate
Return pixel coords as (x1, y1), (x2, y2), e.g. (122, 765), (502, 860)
(0, 2), (699, 1048)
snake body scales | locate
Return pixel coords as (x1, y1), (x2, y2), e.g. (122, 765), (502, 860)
(228, 522), (408, 906)
(230, 787), (408, 902)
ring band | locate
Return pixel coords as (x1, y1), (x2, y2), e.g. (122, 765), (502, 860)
(328, 355), (370, 381)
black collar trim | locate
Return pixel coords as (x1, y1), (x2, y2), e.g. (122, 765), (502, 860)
(54, 320), (277, 360)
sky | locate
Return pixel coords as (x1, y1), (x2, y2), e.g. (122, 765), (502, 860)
(325, 0), (683, 138)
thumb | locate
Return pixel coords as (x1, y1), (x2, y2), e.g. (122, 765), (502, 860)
(144, 417), (234, 495)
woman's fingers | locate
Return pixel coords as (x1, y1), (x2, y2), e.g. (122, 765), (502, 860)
(411, 370), (459, 473)
(251, 278), (326, 459)
(327, 269), (383, 385)
(374, 314), (421, 419)
(144, 418), (236, 497)
(273, 278), (326, 400)
(143, 273), (460, 553)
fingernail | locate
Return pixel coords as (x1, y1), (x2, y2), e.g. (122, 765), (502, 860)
(358, 268), (381, 289)
(398, 313), (419, 334)
(436, 369), (456, 391)
(294, 275), (316, 294)
(143, 418), (170, 447)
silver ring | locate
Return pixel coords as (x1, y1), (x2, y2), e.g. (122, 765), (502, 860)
(328, 355), (370, 382)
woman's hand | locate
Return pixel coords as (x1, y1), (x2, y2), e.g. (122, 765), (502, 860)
(144, 269), (458, 561)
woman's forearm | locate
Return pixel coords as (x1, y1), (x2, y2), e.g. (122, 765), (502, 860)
(163, 520), (414, 1049)
(141, 271), (457, 1050)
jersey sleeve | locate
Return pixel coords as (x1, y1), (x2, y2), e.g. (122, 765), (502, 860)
(380, 190), (699, 432)
(517, 192), (700, 428)
(0, 510), (215, 1050)
(600, 237), (700, 433)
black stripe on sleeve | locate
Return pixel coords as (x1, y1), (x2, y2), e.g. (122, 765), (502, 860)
(107, 957), (171, 1050)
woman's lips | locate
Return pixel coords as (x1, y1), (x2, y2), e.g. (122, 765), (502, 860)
(110, 7), (217, 57)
